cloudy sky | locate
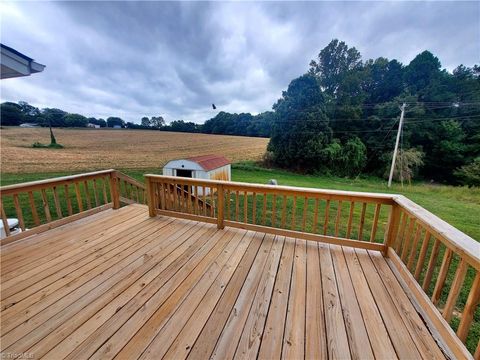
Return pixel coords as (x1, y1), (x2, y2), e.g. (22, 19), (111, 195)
(1, 1), (479, 124)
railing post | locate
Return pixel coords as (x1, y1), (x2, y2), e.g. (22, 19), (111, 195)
(145, 176), (156, 217)
(109, 171), (120, 209)
(217, 184), (225, 229)
(383, 203), (401, 256)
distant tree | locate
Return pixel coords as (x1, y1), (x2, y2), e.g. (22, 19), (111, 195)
(42, 108), (67, 127)
(150, 116), (165, 129)
(267, 74), (331, 172)
(18, 101), (41, 123)
(168, 120), (199, 133)
(64, 113), (88, 127)
(321, 136), (367, 177)
(404, 51), (442, 93)
(362, 58), (404, 104)
(141, 116), (151, 127)
(106, 117), (125, 128)
(309, 39), (362, 96)
(455, 158), (480, 187)
(87, 117), (107, 127)
(383, 148), (424, 184)
(1, 102), (24, 125)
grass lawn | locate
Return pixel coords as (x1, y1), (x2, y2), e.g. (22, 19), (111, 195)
(2, 162), (478, 240)
(1, 162), (479, 353)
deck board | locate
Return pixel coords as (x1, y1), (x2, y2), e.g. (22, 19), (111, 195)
(0, 204), (447, 359)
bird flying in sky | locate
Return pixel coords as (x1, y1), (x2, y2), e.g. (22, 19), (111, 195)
(212, 103), (216, 110)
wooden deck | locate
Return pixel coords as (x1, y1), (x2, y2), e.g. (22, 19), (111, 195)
(1, 204), (449, 359)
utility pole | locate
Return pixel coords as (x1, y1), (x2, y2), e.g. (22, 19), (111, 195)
(388, 103), (406, 188)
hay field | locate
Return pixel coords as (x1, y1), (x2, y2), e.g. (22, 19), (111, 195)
(1, 127), (269, 174)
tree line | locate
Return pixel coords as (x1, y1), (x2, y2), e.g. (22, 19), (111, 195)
(265, 40), (479, 185)
(0, 102), (273, 137)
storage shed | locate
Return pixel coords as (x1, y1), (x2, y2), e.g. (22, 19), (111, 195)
(163, 154), (230, 180)
(163, 155), (230, 195)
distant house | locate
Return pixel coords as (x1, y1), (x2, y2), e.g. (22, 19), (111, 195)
(0, 44), (45, 79)
(87, 123), (100, 129)
(19, 123), (40, 128)
(113, 125), (122, 129)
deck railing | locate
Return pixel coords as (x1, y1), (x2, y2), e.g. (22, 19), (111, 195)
(387, 195), (480, 359)
(145, 174), (397, 252)
(145, 174), (480, 358)
(0, 170), (145, 244)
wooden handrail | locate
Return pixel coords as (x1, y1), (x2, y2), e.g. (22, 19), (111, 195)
(0, 169), (147, 244)
(145, 174), (396, 204)
(0, 169), (116, 195)
(394, 195), (480, 270)
(145, 175), (393, 252)
(387, 195), (479, 357)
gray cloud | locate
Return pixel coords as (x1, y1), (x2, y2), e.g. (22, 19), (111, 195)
(1, 1), (478, 123)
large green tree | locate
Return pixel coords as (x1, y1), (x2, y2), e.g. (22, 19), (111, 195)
(268, 74), (331, 171)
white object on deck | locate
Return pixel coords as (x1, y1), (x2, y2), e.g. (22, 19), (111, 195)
(0, 218), (21, 239)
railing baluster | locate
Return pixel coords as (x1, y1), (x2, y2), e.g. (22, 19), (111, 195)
(407, 225), (423, 271)
(93, 179), (100, 207)
(52, 186), (63, 218)
(28, 191), (40, 226)
(243, 191), (248, 223)
(0, 199), (11, 237)
(225, 189), (230, 219)
(394, 212), (408, 253)
(252, 192), (256, 224)
(291, 195), (297, 230)
(235, 190), (239, 221)
(414, 231), (431, 280)
(83, 181), (92, 209)
(41, 189), (52, 222)
(271, 194), (277, 227)
(457, 272), (480, 341)
(422, 239), (440, 291)
(302, 196), (308, 232)
(323, 199), (330, 235)
(281, 195), (287, 228)
(335, 200), (342, 237)
(358, 202), (367, 241)
(401, 217), (416, 261)
(102, 178), (108, 204)
(346, 201), (354, 239)
(195, 186), (200, 215)
(158, 183), (164, 210)
(442, 258), (468, 322)
(432, 248), (453, 305)
(173, 181), (178, 211)
(369, 203), (381, 242)
(202, 186), (207, 216)
(74, 182), (83, 212)
(64, 185), (73, 216)
(12, 194), (25, 230)
(262, 193), (267, 225)
(312, 198), (319, 233)
(210, 187), (215, 217)
(187, 185), (191, 214)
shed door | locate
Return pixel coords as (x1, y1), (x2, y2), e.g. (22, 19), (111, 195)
(176, 169), (193, 178)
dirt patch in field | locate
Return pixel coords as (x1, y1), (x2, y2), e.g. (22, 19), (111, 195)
(1, 127), (269, 173)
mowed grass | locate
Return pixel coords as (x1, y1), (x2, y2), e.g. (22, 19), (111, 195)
(0, 127), (269, 173)
(1, 152), (479, 352)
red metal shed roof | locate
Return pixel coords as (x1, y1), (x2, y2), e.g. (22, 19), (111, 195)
(186, 154), (230, 171)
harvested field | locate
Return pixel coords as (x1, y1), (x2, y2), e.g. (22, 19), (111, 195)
(0, 127), (269, 173)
